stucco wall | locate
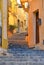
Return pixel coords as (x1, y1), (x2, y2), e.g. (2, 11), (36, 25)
(0, 0), (1, 10)
(28, 0), (44, 47)
(2, 0), (8, 49)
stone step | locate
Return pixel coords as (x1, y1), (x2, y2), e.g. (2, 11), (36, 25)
(8, 42), (28, 49)
(8, 33), (27, 43)
(12, 32), (28, 36)
(8, 36), (26, 40)
(8, 33), (28, 48)
(0, 50), (44, 65)
(8, 39), (27, 44)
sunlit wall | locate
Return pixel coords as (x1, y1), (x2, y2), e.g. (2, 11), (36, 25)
(8, 0), (28, 33)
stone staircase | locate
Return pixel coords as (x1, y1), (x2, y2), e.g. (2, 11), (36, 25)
(0, 49), (44, 65)
(8, 32), (28, 47)
(3, 32), (44, 65)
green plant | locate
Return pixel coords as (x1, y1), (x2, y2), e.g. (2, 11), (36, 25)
(9, 25), (17, 33)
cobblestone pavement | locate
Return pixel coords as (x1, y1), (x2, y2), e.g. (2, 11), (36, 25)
(0, 45), (44, 65)
(2, 32), (44, 65)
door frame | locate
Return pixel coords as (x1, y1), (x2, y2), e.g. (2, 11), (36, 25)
(33, 9), (40, 44)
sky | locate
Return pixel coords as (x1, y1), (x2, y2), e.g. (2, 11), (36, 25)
(17, 0), (21, 4)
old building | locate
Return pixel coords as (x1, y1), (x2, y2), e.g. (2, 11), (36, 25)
(0, 0), (28, 49)
(21, 0), (44, 48)
(8, 0), (28, 33)
(0, 0), (8, 49)
(28, 0), (44, 48)
(0, 0), (44, 49)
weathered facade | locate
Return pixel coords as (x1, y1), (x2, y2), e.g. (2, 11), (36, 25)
(28, 0), (44, 47)
(0, 0), (8, 49)
(21, 0), (44, 48)
(0, 0), (28, 49)
(0, 0), (44, 49)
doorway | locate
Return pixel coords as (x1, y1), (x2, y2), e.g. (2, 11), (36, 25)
(35, 11), (39, 44)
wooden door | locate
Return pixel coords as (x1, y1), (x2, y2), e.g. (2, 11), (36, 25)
(36, 11), (39, 44)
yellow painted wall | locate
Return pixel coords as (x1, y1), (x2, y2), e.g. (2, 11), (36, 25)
(8, 0), (17, 26)
(0, 0), (2, 46)
(0, 0), (1, 10)
(16, 7), (28, 32)
(2, 0), (8, 49)
(9, 12), (15, 25)
(9, 0), (28, 33)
